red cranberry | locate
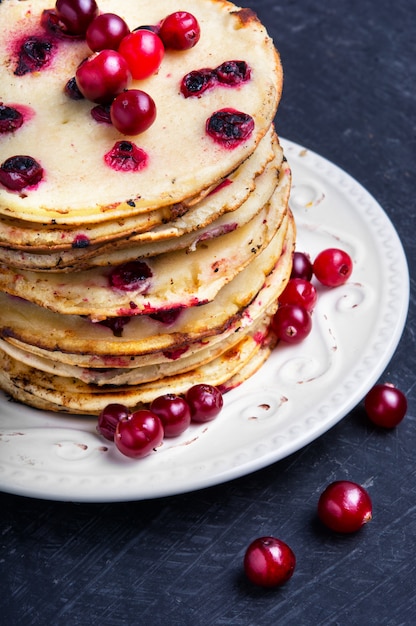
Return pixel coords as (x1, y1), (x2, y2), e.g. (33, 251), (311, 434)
(97, 403), (130, 441)
(71, 234), (90, 248)
(118, 30), (164, 80)
(206, 109), (254, 149)
(110, 89), (157, 135)
(244, 537), (296, 587)
(86, 13), (130, 51)
(317, 480), (372, 533)
(109, 260), (153, 293)
(115, 409), (164, 459)
(0, 155), (43, 191)
(0, 105), (24, 133)
(291, 251), (313, 281)
(97, 316), (131, 337)
(278, 278), (317, 312)
(364, 383), (407, 428)
(159, 11), (201, 50)
(313, 248), (353, 287)
(150, 394), (191, 437)
(14, 36), (54, 76)
(75, 50), (131, 104)
(186, 384), (223, 423)
(104, 141), (148, 172)
(55, 0), (98, 36)
(180, 69), (216, 98)
(149, 309), (182, 325)
(271, 304), (312, 344)
(64, 77), (85, 100)
(215, 60), (251, 85)
(90, 104), (112, 124)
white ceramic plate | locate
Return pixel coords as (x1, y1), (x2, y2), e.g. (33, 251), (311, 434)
(0, 139), (409, 503)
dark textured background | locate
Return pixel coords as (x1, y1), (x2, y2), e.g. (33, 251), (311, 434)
(2, 1), (415, 624)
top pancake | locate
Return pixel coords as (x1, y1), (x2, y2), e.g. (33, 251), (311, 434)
(0, 0), (282, 224)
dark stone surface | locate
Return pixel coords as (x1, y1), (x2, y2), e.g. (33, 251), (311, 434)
(1, 1), (415, 624)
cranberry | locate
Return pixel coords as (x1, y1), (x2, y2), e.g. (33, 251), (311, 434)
(215, 60), (251, 85)
(109, 260), (152, 293)
(104, 141), (148, 172)
(313, 248), (353, 287)
(71, 234), (90, 248)
(90, 104), (112, 124)
(180, 69), (216, 98)
(244, 537), (296, 588)
(290, 251), (313, 281)
(149, 309), (182, 325)
(133, 25), (161, 35)
(317, 480), (372, 533)
(150, 394), (191, 437)
(86, 13), (130, 51)
(271, 304), (312, 344)
(115, 409), (164, 459)
(279, 278), (317, 312)
(364, 383), (407, 428)
(0, 155), (43, 191)
(55, 0), (98, 36)
(14, 36), (54, 76)
(110, 89), (156, 135)
(75, 50), (131, 103)
(206, 109), (254, 149)
(118, 30), (164, 80)
(159, 12), (200, 50)
(186, 384), (223, 423)
(64, 76), (85, 100)
(0, 105), (24, 133)
(97, 316), (131, 337)
(162, 346), (189, 361)
(97, 403), (130, 441)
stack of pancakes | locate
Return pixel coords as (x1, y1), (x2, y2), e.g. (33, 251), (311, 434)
(0, 0), (295, 415)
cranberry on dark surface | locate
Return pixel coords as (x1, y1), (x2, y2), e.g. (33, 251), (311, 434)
(0, 105), (24, 133)
(14, 36), (54, 76)
(206, 109), (254, 148)
(0, 155), (43, 191)
(104, 141), (148, 172)
(215, 60), (251, 85)
(180, 69), (216, 98)
(109, 260), (153, 293)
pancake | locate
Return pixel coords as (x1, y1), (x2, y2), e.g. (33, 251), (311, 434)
(0, 0), (282, 224)
(0, 0), (293, 417)
(0, 126), (277, 256)
(0, 131), (282, 270)
(0, 321), (277, 414)
(0, 169), (291, 318)
(0, 212), (295, 368)
(0, 215), (295, 378)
